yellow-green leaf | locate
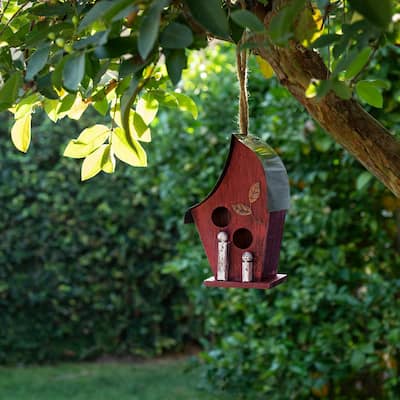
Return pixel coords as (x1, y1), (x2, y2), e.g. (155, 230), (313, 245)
(63, 140), (95, 159)
(256, 56), (274, 79)
(43, 99), (60, 122)
(11, 113), (31, 153)
(172, 92), (198, 119)
(81, 145), (107, 181)
(67, 94), (89, 120)
(136, 95), (159, 125)
(111, 127), (147, 167)
(101, 145), (116, 173)
(77, 124), (110, 145)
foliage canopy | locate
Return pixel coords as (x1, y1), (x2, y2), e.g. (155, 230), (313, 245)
(0, 0), (398, 181)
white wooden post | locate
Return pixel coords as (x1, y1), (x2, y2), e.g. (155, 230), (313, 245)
(242, 251), (253, 282)
(217, 231), (229, 281)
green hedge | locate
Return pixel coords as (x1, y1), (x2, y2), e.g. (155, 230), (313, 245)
(0, 109), (201, 363)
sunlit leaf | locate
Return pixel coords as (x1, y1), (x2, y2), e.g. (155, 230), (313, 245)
(356, 80), (383, 108)
(67, 94), (89, 120)
(81, 145), (107, 181)
(11, 113), (31, 153)
(77, 124), (110, 145)
(111, 127), (147, 167)
(172, 92), (198, 119)
(101, 144), (116, 173)
(63, 140), (95, 159)
(136, 94), (159, 125)
(14, 93), (40, 119)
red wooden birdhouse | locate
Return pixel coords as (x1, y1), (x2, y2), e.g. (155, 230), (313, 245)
(185, 134), (290, 289)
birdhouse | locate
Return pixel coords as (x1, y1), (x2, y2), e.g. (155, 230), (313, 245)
(184, 134), (290, 289)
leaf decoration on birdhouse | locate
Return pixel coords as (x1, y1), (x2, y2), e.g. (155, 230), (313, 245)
(232, 203), (252, 215)
(249, 182), (260, 203)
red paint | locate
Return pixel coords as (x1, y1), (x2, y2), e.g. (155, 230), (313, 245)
(185, 135), (288, 289)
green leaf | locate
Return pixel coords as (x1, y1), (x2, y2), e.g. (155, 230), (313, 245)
(62, 53), (85, 91)
(81, 145), (108, 181)
(0, 72), (23, 111)
(79, 3), (114, 31)
(185, 0), (230, 39)
(166, 49), (187, 86)
(138, 2), (165, 59)
(136, 94), (159, 125)
(172, 92), (198, 119)
(120, 76), (140, 150)
(101, 144), (116, 173)
(350, 350), (366, 369)
(77, 124), (110, 145)
(14, 94), (40, 119)
(344, 47), (372, 80)
(11, 113), (32, 153)
(111, 127), (147, 167)
(130, 111), (149, 138)
(64, 124), (110, 158)
(37, 73), (59, 99)
(79, 0), (133, 31)
(311, 33), (341, 48)
(25, 45), (50, 81)
(93, 97), (109, 116)
(52, 58), (66, 90)
(348, 0), (392, 29)
(230, 10), (265, 32)
(332, 80), (352, 100)
(356, 171), (372, 190)
(268, 0), (304, 45)
(63, 140), (96, 159)
(43, 99), (60, 122)
(160, 22), (194, 49)
(356, 80), (383, 108)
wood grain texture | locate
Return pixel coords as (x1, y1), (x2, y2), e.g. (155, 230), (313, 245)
(191, 137), (269, 282)
(189, 136), (287, 287)
(203, 274), (287, 289)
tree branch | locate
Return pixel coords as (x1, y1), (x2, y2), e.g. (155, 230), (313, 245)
(251, 1), (400, 197)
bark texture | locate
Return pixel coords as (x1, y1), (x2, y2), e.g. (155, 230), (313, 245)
(252, 1), (400, 197)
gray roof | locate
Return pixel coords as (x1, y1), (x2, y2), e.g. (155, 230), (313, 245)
(235, 134), (290, 212)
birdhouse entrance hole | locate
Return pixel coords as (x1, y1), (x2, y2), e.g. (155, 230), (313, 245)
(211, 207), (231, 227)
(233, 228), (252, 249)
(184, 134), (290, 289)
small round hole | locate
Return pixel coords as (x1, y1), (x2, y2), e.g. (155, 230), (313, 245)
(233, 228), (253, 249)
(211, 207), (231, 227)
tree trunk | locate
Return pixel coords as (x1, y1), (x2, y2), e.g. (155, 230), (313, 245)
(252, 2), (400, 198)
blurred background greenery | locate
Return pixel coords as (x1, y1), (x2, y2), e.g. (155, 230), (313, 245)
(1, 43), (400, 399)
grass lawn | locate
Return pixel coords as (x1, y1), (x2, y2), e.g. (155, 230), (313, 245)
(0, 358), (231, 400)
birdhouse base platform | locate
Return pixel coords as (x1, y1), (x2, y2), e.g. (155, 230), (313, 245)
(203, 274), (287, 289)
